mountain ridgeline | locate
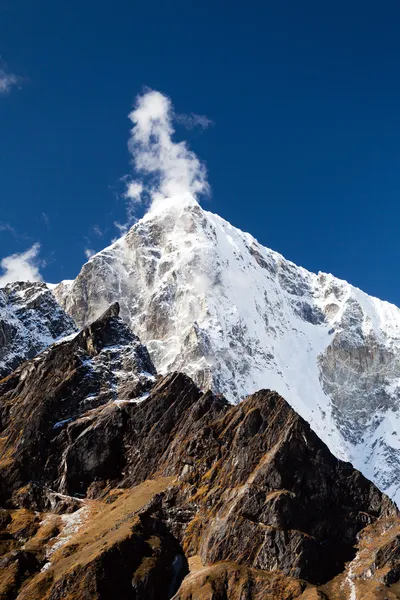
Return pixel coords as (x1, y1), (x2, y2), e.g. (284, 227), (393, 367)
(0, 304), (400, 599)
(54, 195), (400, 505)
(1, 196), (400, 598)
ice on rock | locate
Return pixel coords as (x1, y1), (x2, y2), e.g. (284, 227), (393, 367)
(0, 281), (77, 378)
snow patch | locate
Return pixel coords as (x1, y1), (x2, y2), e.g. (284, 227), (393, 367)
(41, 504), (90, 571)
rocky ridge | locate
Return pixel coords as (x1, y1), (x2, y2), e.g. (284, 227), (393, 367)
(53, 195), (400, 504)
(0, 281), (76, 378)
(1, 307), (400, 598)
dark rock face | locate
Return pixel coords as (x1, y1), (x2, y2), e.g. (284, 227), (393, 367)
(0, 281), (76, 378)
(130, 388), (394, 585)
(0, 307), (400, 599)
(0, 303), (156, 502)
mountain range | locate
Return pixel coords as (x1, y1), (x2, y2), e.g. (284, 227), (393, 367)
(0, 302), (399, 599)
(1, 195), (400, 598)
(54, 194), (400, 505)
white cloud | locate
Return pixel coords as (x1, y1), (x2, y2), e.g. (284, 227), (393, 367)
(0, 69), (19, 95)
(84, 248), (95, 260)
(0, 243), (43, 286)
(125, 89), (210, 216)
(124, 180), (144, 223)
(125, 180), (143, 203)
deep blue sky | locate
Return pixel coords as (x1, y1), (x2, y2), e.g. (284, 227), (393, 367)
(1, 1), (400, 303)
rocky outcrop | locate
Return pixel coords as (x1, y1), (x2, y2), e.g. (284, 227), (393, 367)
(133, 388), (395, 585)
(172, 561), (310, 600)
(0, 281), (76, 378)
(1, 308), (400, 598)
(0, 302), (156, 503)
(0, 479), (187, 600)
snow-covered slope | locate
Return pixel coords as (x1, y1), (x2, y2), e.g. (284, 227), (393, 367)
(0, 281), (76, 377)
(54, 195), (400, 503)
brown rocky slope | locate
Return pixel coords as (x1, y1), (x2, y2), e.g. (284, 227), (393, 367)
(0, 304), (400, 599)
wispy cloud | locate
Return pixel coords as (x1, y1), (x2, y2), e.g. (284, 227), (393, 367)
(0, 222), (17, 236)
(112, 220), (129, 238)
(84, 248), (95, 260)
(92, 225), (103, 237)
(41, 212), (50, 229)
(125, 181), (143, 204)
(0, 222), (31, 241)
(82, 227), (104, 261)
(124, 180), (144, 224)
(175, 112), (213, 130)
(0, 243), (43, 286)
(0, 68), (19, 95)
(122, 89), (210, 225)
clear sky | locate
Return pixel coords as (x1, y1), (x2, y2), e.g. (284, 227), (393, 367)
(1, 0), (400, 303)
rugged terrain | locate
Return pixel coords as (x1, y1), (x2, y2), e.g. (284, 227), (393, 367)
(0, 281), (76, 378)
(1, 306), (400, 599)
(53, 195), (400, 505)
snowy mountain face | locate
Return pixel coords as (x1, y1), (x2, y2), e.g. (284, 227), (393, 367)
(0, 281), (77, 378)
(54, 195), (400, 503)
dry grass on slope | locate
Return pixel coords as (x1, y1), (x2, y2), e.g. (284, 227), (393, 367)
(15, 477), (176, 600)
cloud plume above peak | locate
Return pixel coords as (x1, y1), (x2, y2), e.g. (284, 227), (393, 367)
(125, 89), (210, 214)
(0, 244), (43, 286)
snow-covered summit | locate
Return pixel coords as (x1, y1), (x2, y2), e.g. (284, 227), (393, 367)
(54, 195), (400, 503)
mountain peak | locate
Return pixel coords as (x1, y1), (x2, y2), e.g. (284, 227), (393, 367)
(53, 203), (400, 505)
(142, 193), (200, 221)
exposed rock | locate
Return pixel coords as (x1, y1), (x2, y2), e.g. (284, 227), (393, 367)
(0, 303), (156, 503)
(0, 281), (76, 378)
(0, 479), (187, 600)
(129, 388), (395, 584)
(0, 549), (40, 600)
(172, 560), (309, 600)
(1, 307), (400, 598)
(52, 195), (400, 506)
